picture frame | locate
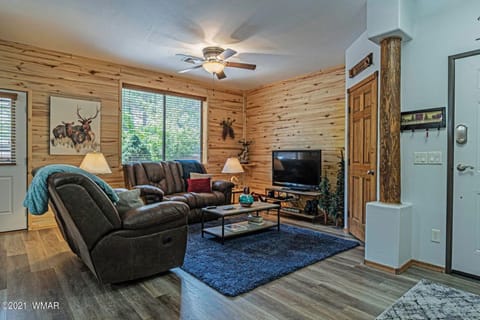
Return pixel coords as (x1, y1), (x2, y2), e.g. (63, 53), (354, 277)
(400, 107), (446, 131)
(49, 96), (101, 155)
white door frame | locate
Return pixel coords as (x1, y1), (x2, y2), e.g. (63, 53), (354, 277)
(446, 48), (480, 278)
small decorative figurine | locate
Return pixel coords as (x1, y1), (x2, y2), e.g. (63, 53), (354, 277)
(237, 139), (253, 164)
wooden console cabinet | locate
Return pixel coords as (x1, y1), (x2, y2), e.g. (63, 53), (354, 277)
(264, 187), (327, 224)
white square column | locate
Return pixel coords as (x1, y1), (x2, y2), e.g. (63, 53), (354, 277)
(365, 201), (413, 269)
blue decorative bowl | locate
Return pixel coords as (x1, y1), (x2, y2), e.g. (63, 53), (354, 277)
(239, 193), (254, 207)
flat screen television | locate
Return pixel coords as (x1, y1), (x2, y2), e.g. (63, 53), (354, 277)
(272, 150), (322, 191)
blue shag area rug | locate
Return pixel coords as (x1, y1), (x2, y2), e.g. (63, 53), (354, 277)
(181, 222), (359, 297)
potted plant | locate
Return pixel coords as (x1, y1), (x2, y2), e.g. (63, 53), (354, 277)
(329, 151), (345, 227)
(318, 171), (331, 221)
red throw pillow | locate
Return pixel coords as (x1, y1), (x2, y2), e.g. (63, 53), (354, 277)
(187, 178), (211, 193)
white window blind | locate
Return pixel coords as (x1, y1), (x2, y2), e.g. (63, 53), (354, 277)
(122, 86), (203, 163)
(0, 93), (17, 165)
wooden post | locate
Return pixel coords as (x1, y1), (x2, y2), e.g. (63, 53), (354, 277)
(379, 37), (402, 204)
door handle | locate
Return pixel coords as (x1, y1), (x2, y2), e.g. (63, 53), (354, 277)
(366, 170), (375, 175)
(457, 163), (475, 172)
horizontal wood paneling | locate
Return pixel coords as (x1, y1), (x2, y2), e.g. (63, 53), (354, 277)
(0, 39), (243, 229)
(245, 66), (345, 194)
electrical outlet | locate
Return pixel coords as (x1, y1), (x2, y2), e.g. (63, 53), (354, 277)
(431, 229), (441, 243)
(414, 152), (428, 164)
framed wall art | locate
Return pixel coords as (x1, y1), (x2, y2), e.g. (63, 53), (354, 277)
(49, 96), (101, 155)
(400, 107), (446, 131)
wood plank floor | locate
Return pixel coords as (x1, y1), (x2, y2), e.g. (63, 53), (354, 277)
(1, 223), (479, 320)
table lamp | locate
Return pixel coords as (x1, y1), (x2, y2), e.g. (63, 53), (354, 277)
(79, 151), (112, 174)
(221, 157), (244, 187)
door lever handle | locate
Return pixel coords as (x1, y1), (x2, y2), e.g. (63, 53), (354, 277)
(457, 163), (475, 172)
(367, 170), (375, 175)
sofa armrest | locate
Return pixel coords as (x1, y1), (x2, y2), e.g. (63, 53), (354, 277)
(122, 201), (188, 230)
(133, 185), (164, 204)
(212, 180), (234, 192)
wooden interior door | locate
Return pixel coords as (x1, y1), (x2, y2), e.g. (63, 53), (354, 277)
(348, 72), (378, 241)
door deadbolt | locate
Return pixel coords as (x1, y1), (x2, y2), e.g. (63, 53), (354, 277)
(456, 124), (468, 144)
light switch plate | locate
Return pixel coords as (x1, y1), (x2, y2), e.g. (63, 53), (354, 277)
(431, 229), (441, 243)
(428, 151), (442, 164)
(414, 152), (428, 164)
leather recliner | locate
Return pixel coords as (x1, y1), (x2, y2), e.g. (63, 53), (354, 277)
(123, 161), (234, 223)
(47, 172), (189, 284)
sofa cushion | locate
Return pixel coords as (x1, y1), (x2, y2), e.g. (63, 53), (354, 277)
(164, 192), (197, 208)
(190, 172), (213, 179)
(116, 189), (144, 217)
(187, 178), (211, 193)
(190, 172), (213, 187)
(192, 191), (225, 208)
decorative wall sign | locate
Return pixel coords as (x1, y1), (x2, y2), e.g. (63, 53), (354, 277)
(400, 107), (446, 131)
(49, 96), (101, 154)
(349, 53), (373, 78)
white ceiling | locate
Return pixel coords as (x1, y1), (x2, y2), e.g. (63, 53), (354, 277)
(0, 0), (367, 90)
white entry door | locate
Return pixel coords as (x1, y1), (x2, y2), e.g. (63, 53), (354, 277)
(452, 54), (480, 277)
(0, 89), (27, 232)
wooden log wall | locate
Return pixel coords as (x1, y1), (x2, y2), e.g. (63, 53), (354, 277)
(244, 65), (345, 194)
(0, 39), (243, 229)
(379, 37), (402, 204)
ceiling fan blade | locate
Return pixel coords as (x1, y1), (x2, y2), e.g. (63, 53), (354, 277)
(178, 64), (203, 73)
(216, 70), (227, 80)
(176, 53), (204, 64)
(217, 48), (237, 60)
(225, 61), (256, 70)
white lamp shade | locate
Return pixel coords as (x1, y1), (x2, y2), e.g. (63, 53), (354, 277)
(221, 157), (244, 174)
(80, 152), (112, 174)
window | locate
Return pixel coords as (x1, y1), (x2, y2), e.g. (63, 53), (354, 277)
(0, 92), (17, 165)
(121, 86), (203, 163)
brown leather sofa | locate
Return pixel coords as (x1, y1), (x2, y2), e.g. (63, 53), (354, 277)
(123, 161), (234, 223)
(47, 172), (189, 284)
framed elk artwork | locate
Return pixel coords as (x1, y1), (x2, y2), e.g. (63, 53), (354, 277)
(49, 96), (101, 155)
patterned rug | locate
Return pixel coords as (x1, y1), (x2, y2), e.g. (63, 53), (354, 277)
(182, 222), (358, 297)
(377, 279), (480, 319)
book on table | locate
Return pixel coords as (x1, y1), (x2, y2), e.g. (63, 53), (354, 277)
(247, 215), (264, 223)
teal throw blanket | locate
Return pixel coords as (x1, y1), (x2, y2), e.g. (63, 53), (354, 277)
(24, 164), (119, 215)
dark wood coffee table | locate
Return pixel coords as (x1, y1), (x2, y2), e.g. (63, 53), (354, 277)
(201, 202), (281, 244)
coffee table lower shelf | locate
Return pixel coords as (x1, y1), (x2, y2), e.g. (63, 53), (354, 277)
(202, 220), (277, 241)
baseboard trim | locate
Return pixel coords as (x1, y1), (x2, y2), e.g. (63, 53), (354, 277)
(364, 259), (444, 275)
(411, 260), (445, 273)
(364, 260), (402, 274)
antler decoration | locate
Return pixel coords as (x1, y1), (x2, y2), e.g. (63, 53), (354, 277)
(220, 117), (235, 140)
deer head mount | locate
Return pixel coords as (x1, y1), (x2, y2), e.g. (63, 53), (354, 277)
(220, 117), (235, 140)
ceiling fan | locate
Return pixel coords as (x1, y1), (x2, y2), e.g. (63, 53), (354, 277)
(176, 46), (256, 80)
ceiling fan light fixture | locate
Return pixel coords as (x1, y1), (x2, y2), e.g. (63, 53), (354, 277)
(203, 60), (225, 74)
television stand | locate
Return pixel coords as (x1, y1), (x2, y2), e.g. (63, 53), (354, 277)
(282, 186), (316, 192)
(265, 187), (327, 224)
